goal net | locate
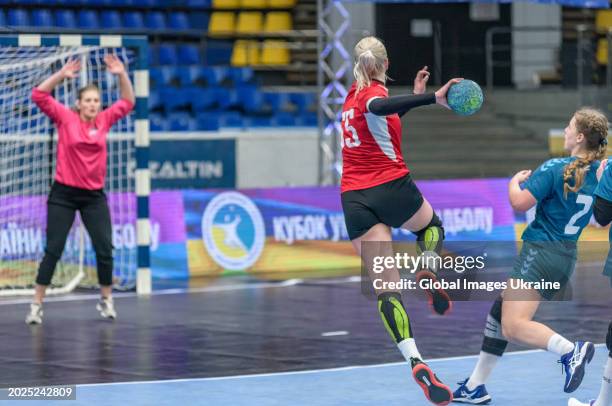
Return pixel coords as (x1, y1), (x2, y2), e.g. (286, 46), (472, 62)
(0, 44), (138, 295)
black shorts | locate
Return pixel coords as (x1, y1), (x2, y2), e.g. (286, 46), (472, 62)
(341, 174), (424, 240)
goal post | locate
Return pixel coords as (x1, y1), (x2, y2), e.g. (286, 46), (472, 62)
(0, 34), (150, 296)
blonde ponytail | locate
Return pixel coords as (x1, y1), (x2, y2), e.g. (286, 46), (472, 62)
(353, 36), (388, 94)
(563, 107), (609, 198)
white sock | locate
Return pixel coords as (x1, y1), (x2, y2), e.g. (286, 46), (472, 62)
(398, 338), (422, 362)
(466, 351), (500, 391)
(547, 334), (574, 356)
(593, 356), (612, 406)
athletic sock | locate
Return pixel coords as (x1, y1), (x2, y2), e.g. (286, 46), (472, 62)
(466, 351), (500, 391)
(547, 333), (574, 356)
(593, 356), (612, 406)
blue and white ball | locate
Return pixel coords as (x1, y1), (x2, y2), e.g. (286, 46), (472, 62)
(447, 80), (484, 116)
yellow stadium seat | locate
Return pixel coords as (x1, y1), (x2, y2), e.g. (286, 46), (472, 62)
(209, 12), (236, 36)
(236, 12), (263, 34)
(597, 38), (609, 65)
(264, 12), (292, 33)
(596, 10), (612, 33)
(231, 40), (260, 66)
(260, 40), (290, 65)
(268, 0), (296, 8)
(240, 0), (267, 9)
(212, 0), (240, 9)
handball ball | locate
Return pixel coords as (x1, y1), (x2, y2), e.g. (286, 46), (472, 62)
(447, 79), (483, 116)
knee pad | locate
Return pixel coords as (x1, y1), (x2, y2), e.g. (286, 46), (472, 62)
(482, 296), (508, 356)
(378, 292), (413, 343)
(607, 321), (612, 353)
(415, 213), (444, 256)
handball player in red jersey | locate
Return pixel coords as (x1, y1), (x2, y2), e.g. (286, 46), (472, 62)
(25, 55), (135, 325)
(340, 36), (461, 405)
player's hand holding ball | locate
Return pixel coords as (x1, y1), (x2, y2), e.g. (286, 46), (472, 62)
(435, 78), (463, 109)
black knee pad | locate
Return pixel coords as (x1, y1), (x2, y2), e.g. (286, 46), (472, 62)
(607, 321), (612, 353)
(415, 212), (444, 256)
(482, 296), (508, 356)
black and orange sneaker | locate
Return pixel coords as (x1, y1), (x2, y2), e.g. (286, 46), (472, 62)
(412, 359), (453, 406)
(416, 269), (452, 316)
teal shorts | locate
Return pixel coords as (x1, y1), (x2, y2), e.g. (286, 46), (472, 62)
(509, 241), (577, 300)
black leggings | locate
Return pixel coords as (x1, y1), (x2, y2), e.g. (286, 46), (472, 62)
(36, 182), (113, 286)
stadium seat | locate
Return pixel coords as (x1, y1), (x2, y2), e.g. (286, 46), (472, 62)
(596, 10), (612, 32)
(149, 113), (170, 131)
(177, 44), (201, 65)
(8, 9), (29, 27)
(227, 67), (255, 85)
(247, 116), (273, 127)
(123, 11), (145, 30)
(289, 92), (316, 112)
(263, 92), (292, 112)
(150, 66), (179, 88)
(148, 91), (163, 111)
(268, 0), (296, 8)
(264, 12), (292, 33)
(158, 44), (178, 65)
(146, 11), (166, 31)
(231, 40), (260, 66)
(168, 113), (197, 131)
(215, 88), (241, 110)
(205, 40), (233, 65)
(261, 40), (290, 65)
(188, 12), (210, 30)
(191, 89), (218, 111)
(597, 39), (609, 65)
(240, 0), (266, 9)
(209, 12), (235, 36)
(236, 12), (263, 34)
(176, 65), (205, 87)
(219, 112), (244, 128)
(31, 9), (53, 27)
(161, 87), (194, 112)
(78, 10), (99, 29)
(196, 113), (220, 131)
(212, 0), (240, 9)
(168, 12), (190, 30)
(186, 0), (212, 6)
(295, 112), (317, 126)
(201, 66), (229, 86)
(0, 10), (5, 27)
(100, 10), (122, 29)
(54, 10), (77, 28)
(237, 85), (265, 113)
(272, 112), (297, 126)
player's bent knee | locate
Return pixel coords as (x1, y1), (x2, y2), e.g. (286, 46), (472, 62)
(415, 213), (444, 255)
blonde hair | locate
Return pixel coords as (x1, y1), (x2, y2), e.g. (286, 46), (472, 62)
(563, 107), (609, 198)
(353, 36), (388, 94)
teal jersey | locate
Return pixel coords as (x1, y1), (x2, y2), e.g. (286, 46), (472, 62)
(593, 157), (612, 285)
(521, 157), (600, 242)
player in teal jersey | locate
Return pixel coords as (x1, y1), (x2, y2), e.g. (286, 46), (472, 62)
(454, 108), (610, 404)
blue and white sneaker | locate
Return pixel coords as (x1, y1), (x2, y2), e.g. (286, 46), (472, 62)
(452, 379), (491, 404)
(559, 341), (595, 393)
(567, 398), (595, 406)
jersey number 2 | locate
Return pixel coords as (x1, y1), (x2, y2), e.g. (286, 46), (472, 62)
(564, 194), (593, 235)
(342, 109), (361, 148)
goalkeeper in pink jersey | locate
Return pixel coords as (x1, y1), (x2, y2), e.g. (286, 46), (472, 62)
(25, 55), (135, 325)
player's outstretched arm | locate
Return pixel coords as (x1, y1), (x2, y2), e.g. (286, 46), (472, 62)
(105, 54), (135, 105)
(37, 59), (81, 92)
(508, 170), (537, 211)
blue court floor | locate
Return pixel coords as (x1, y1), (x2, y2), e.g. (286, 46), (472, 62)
(4, 345), (607, 406)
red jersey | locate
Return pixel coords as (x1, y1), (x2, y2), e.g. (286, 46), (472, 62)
(340, 80), (409, 193)
(32, 88), (134, 190)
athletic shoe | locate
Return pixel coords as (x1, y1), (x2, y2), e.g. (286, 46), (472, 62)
(567, 398), (594, 406)
(416, 269), (452, 316)
(452, 378), (491, 404)
(560, 341), (595, 393)
(96, 297), (117, 320)
(412, 359), (453, 405)
(25, 303), (43, 325)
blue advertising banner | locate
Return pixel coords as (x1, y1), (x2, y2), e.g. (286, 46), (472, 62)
(149, 139), (235, 189)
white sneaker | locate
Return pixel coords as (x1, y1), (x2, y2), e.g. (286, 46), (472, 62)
(96, 297), (117, 320)
(25, 303), (43, 325)
(568, 398), (594, 406)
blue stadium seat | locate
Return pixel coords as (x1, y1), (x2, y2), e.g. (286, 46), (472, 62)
(219, 112), (244, 128)
(263, 92), (292, 112)
(189, 12), (209, 30)
(216, 88), (240, 110)
(237, 86), (265, 113)
(0, 10), (5, 27)
(158, 44), (178, 65)
(31, 9), (53, 27)
(148, 91), (163, 111)
(150, 113), (170, 131)
(228, 67), (255, 85)
(295, 112), (317, 127)
(191, 89), (217, 112)
(168, 113), (197, 131)
(177, 44), (201, 65)
(146, 11), (166, 31)
(186, 0), (212, 6)
(100, 10), (122, 29)
(205, 40), (233, 66)
(196, 113), (220, 131)
(78, 10), (99, 29)
(160, 87), (192, 112)
(290, 92), (316, 113)
(8, 9), (29, 26)
(246, 116), (273, 127)
(54, 10), (76, 28)
(168, 12), (190, 30)
(150, 66), (178, 88)
(123, 11), (144, 29)
(272, 112), (296, 126)
(176, 65), (205, 87)
(201, 66), (228, 86)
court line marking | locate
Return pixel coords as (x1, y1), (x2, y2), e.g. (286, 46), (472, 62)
(321, 331), (349, 337)
(0, 277), (361, 305)
(77, 344), (606, 388)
